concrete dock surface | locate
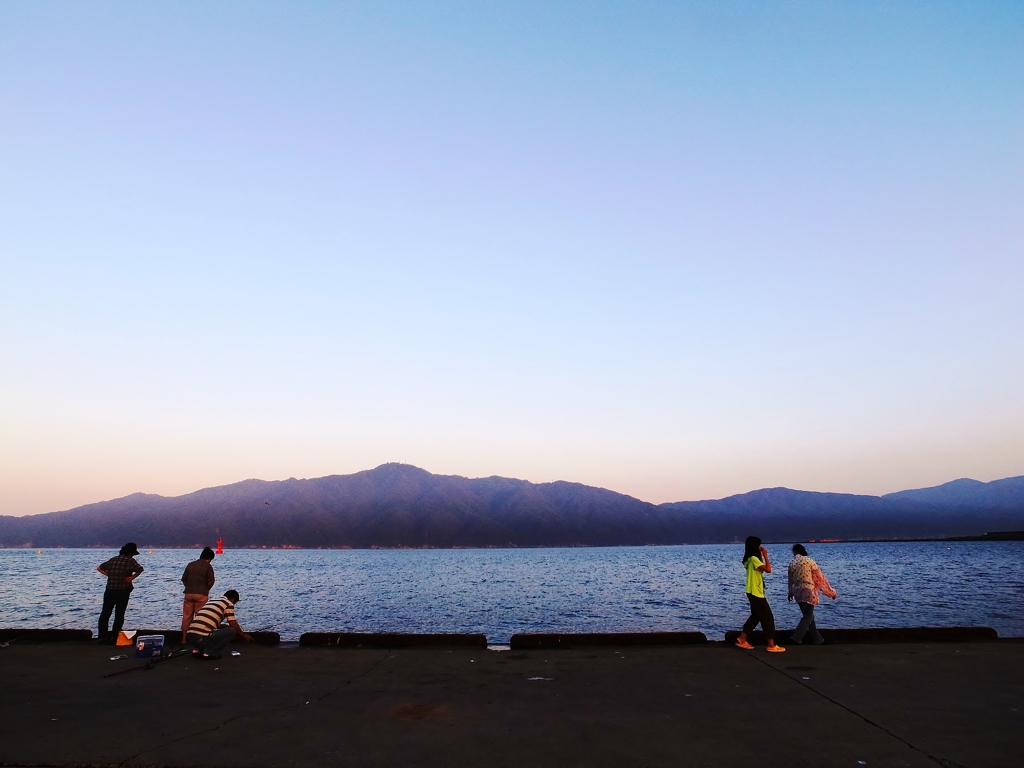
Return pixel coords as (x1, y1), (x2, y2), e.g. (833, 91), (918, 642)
(1, 640), (1020, 768)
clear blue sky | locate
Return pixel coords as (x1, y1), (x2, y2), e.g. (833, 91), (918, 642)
(1, 1), (1022, 515)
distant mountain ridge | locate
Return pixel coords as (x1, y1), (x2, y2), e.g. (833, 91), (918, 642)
(1, 464), (1022, 548)
(883, 476), (1024, 507)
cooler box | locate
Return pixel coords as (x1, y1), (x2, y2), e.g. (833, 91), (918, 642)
(135, 634), (165, 658)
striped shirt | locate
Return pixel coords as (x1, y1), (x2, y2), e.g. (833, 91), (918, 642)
(187, 596), (236, 637)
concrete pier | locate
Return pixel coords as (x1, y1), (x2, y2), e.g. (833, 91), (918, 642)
(0, 636), (1020, 768)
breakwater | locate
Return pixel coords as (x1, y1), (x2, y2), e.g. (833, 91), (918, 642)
(1, 635), (1018, 768)
(0, 625), (1006, 648)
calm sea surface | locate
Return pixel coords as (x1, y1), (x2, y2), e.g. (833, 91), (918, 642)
(1, 542), (1021, 642)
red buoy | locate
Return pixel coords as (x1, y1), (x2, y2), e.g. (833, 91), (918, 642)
(215, 537), (224, 555)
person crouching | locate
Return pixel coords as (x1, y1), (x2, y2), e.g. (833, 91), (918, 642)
(185, 589), (254, 660)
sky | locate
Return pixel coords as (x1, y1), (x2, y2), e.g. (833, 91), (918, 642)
(1, 1), (1022, 516)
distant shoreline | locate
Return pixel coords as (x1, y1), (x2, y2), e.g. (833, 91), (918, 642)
(3, 532), (1022, 550)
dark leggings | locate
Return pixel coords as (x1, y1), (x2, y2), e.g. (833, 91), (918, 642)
(742, 593), (775, 642)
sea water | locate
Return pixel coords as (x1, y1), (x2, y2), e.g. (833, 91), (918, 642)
(1, 542), (1021, 642)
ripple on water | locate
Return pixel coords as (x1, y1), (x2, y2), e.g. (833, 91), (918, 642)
(0, 542), (1021, 642)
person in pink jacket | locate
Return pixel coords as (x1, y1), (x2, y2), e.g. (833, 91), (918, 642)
(787, 544), (837, 644)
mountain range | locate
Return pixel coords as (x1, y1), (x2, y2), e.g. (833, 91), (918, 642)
(1, 463), (1022, 548)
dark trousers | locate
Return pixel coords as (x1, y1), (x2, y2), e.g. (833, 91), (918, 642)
(792, 601), (823, 644)
(742, 593), (775, 641)
(98, 589), (131, 640)
(187, 627), (236, 657)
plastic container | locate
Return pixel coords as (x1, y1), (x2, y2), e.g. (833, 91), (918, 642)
(135, 634), (165, 658)
(115, 630), (137, 646)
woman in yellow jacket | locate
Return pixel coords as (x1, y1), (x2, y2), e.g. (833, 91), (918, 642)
(735, 536), (785, 652)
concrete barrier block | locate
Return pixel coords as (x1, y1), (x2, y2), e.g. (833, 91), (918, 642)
(300, 632), (488, 648)
(0, 629), (93, 643)
(510, 632), (707, 649)
(723, 626), (999, 645)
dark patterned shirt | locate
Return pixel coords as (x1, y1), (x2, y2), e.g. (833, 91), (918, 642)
(99, 555), (144, 591)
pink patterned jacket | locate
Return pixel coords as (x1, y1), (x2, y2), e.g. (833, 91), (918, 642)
(787, 555), (837, 606)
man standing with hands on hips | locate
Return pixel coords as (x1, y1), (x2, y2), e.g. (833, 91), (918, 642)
(96, 542), (145, 644)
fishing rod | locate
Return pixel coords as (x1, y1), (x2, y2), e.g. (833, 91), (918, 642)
(105, 624), (270, 677)
(1, 618), (82, 648)
(103, 647), (192, 678)
(2, 625), (86, 648)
